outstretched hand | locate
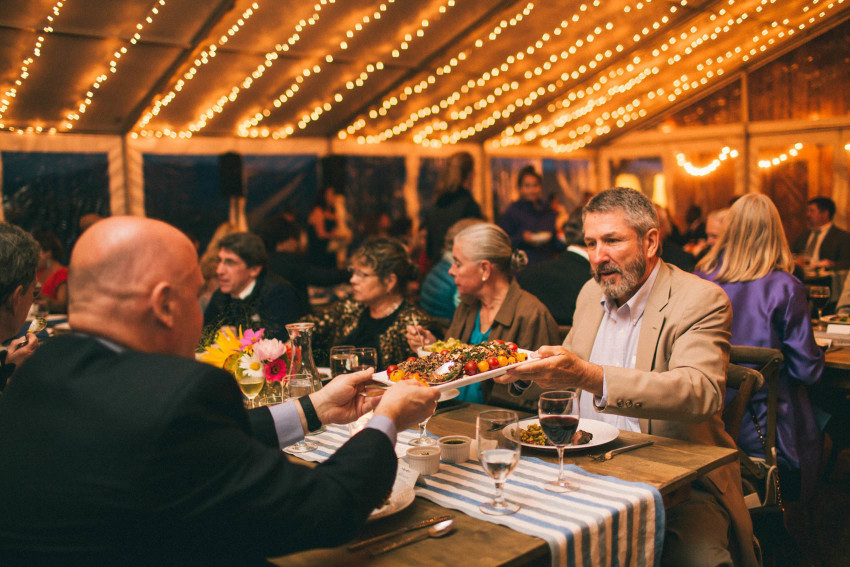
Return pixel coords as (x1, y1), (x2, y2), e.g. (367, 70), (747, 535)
(495, 345), (604, 395)
(375, 380), (441, 431)
(309, 368), (380, 425)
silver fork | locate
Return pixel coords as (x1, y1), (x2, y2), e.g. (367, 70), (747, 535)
(591, 441), (654, 461)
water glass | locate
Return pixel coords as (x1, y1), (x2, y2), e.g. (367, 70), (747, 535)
(329, 345), (357, 377)
(476, 410), (521, 515)
(285, 374), (319, 453)
(352, 347), (377, 372)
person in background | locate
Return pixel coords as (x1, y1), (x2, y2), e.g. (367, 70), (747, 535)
(300, 237), (431, 370)
(697, 194), (824, 503)
(0, 223), (40, 390)
(654, 204), (696, 271)
(516, 221), (591, 327)
(791, 196), (850, 270)
(198, 221), (240, 311)
(496, 187), (756, 567)
(78, 213), (105, 233)
(407, 223), (559, 407)
(203, 232), (305, 341)
(421, 151), (483, 265)
(261, 217), (348, 311)
(690, 207), (729, 261)
(0, 216), (440, 565)
(682, 204), (707, 246)
(419, 218), (485, 321)
(308, 186), (351, 269)
(498, 165), (563, 265)
(32, 231), (68, 313)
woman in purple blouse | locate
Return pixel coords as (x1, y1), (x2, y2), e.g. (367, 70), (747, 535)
(696, 193), (824, 501)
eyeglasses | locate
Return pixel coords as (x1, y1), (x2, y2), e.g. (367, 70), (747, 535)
(347, 267), (379, 279)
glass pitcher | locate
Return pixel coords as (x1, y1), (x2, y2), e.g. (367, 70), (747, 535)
(285, 322), (323, 395)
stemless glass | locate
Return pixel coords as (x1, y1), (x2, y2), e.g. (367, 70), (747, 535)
(352, 347), (377, 372)
(285, 374), (319, 453)
(538, 390), (580, 492)
(807, 285), (831, 320)
(329, 345), (357, 377)
(476, 410), (521, 515)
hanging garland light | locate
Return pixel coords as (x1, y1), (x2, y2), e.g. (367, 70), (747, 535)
(676, 146), (738, 176)
(758, 142), (803, 168)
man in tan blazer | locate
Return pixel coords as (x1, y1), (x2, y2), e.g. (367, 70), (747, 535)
(498, 188), (757, 567)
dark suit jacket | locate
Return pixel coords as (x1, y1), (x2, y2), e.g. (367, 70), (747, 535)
(792, 225), (850, 270)
(204, 269), (307, 341)
(516, 249), (591, 325)
(0, 334), (396, 566)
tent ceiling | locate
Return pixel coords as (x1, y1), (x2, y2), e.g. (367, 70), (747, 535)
(0, 0), (848, 151)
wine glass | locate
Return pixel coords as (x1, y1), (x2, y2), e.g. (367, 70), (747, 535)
(329, 345), (357, 377)
(408, 408), (438, 446)
(285, 374), (319, 453)
(538, 390), (580, 493)
(352, 347), (377, 372)
(476, 410), (521, 515)
(807, 285), (831, 320)
(235, 366), (265, 409)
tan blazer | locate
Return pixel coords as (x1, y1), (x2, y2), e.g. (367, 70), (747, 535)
(566, 262), (757, 567)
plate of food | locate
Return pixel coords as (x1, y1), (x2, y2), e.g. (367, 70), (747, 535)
(821, 314), (850, 325)
(373, 340), (534, 392)
(369, 482), (415, 521)
(505, 417), (619, 451)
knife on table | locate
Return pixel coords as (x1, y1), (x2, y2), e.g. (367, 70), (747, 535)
(347, 515), (453, 551)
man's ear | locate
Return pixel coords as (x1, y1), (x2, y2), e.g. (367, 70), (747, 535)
(644, 227), (660, 259)
(247, 265), (262, 280)
(150, 282), (175, 328)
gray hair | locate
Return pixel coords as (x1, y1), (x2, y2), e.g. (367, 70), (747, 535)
(583, 187), (659, 238)
(454, 223), (528, 274)
(0, 223), (40, 304)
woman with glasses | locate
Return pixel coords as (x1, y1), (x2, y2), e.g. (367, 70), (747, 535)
(300, 237), (431, 369)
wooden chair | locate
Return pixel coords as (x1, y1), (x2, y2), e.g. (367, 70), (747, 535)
(724, 363), (765, 442)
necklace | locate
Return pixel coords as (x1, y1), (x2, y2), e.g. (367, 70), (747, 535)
(371, 298), (402, 319)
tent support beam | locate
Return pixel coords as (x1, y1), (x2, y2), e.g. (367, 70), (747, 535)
(119, 0), (237, 135)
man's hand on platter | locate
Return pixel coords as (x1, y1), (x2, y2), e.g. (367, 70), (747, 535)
(310, 368), (379, 425)
(374, 380), (441, 431)
(495, 345), (605, 396)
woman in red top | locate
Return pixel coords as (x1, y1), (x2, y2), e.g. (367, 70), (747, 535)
(33, 232), (68, 313)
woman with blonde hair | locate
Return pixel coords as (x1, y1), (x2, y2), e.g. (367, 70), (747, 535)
(696, 193), (823, 502)
(407, 223), (559, 406)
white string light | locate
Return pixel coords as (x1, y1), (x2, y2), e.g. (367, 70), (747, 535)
(133, 2), (260, 137)
(0, 0), (67, 134)
(63, 0), (167, 130)
(758, 142), (803, 168)
(677, 146), (738, 176)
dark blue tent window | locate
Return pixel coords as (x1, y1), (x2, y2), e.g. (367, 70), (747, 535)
(244, 154), (318, 229)
(2, 151), (110, 263)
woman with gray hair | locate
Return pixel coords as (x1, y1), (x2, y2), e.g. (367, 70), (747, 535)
(407, 223), (559, 406)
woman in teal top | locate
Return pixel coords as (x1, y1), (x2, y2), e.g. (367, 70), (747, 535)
(407, 223), (560, 406)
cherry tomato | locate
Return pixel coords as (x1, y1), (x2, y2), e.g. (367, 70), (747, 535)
(516, 351), (528, 362)
(492, 339), (505, 345)
(390, 369), (405, 382)
(386, 364), (398, 374)
(507, 356), (517, 365)
(486, 356), (499, 369)
(406, 356), (417, 362)
(477, 360), (490, 372)
(440, 349), (450, 355)
(497, 355), (508, 367)
(464, 361), (479, 375)
(506, 342), (518, 352)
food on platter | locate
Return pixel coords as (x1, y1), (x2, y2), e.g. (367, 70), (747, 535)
(386, 340), (527, 386)
(422, 337), (465, 353)
(519, 423), (593, 447)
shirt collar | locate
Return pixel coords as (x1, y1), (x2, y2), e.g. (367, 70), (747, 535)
(237, 278), (257, 300)
(815, 222), (832, 234)
(567, 245), (589, 260)
(600, 260), (661, 325)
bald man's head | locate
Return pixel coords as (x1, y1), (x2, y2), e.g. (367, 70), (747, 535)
(69, 217), (204, 357)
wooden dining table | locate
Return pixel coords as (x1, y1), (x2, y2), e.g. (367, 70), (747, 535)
(822, 346), (850, 390)
(272, 402), (738, 567)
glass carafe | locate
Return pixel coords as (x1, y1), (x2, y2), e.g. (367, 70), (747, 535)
(285, 322), (323, 392)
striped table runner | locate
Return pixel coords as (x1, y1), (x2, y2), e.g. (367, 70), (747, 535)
(289, 425), (664, 567)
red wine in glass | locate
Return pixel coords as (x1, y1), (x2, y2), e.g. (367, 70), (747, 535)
(540, 415), (579, 446)
(538, 390), (580, 493)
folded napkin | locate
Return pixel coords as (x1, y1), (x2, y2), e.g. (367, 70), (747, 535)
(290, 425), (664, 567)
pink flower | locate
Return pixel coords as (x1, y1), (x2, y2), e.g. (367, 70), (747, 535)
(264, 358), (287, 382)
(240, 328), (265, 349)
(253, 338), (286, 362)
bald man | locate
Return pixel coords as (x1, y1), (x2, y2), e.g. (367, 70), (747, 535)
(0, 217), (439, 566)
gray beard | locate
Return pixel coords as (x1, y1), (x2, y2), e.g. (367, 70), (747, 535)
(592, 253), (647, 303)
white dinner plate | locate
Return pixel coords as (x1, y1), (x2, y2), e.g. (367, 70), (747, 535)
(820, 314), (850, 325)
(368, 482), (415, 521)
(372, 349), (535, 392)
(505, 417), (619, 452)
(439, 389), (459, 402)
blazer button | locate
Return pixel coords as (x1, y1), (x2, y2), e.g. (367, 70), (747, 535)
(616, 400), (624, 407)
(625, 400), (633, 408)
(634, 402), (642, 408)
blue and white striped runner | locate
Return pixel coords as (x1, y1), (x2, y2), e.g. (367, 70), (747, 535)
(289, 425), (664, 567)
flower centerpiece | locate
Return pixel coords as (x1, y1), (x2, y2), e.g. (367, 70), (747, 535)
(199, 327), (289, 404)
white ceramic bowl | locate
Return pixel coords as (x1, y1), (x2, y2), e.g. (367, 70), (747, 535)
(438, 435), (472, 463)
(404, 446), (441, 475)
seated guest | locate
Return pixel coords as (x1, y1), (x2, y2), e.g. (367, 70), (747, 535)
(655, 204), (695, 271)
(203, 232), (305, 341)
(198, 221), (239, 311)
(497, 188), (757, 567)
(0, 223), (40, 389)
(0, 216), (440, 565)
(32, 231), (68, 313)
(262, 217), (348, 311)
(697, 194), (824, 502)
(407, 223), (560, 407)
(690, 207), (729, 261)
(301, 237), (430, 369)
(419, 218), (485, 320)
(791, 196), (850, 270)
(497, 165), (563, 265)
(516, 224), (591, 326)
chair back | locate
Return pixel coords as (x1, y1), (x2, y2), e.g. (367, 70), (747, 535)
(724, 363), (765, 441)
(729, 346), (784, 467)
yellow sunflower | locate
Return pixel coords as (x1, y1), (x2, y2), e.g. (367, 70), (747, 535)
(199, 326), (244, 368)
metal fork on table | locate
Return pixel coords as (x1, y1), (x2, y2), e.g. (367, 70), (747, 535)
(591, 441), (654, 461)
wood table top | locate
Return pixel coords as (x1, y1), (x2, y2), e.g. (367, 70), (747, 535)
(273, 403), (737, 567)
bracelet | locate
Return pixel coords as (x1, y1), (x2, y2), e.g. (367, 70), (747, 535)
(298, 395), (323, 433)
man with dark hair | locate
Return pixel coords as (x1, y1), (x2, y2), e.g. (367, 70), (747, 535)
(0, 223), (40, 387)
(791, 196), (850, 270)
(497, 165), (563, 265)
(498, 187), (757, 567)
(203, 232), (306, 340)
